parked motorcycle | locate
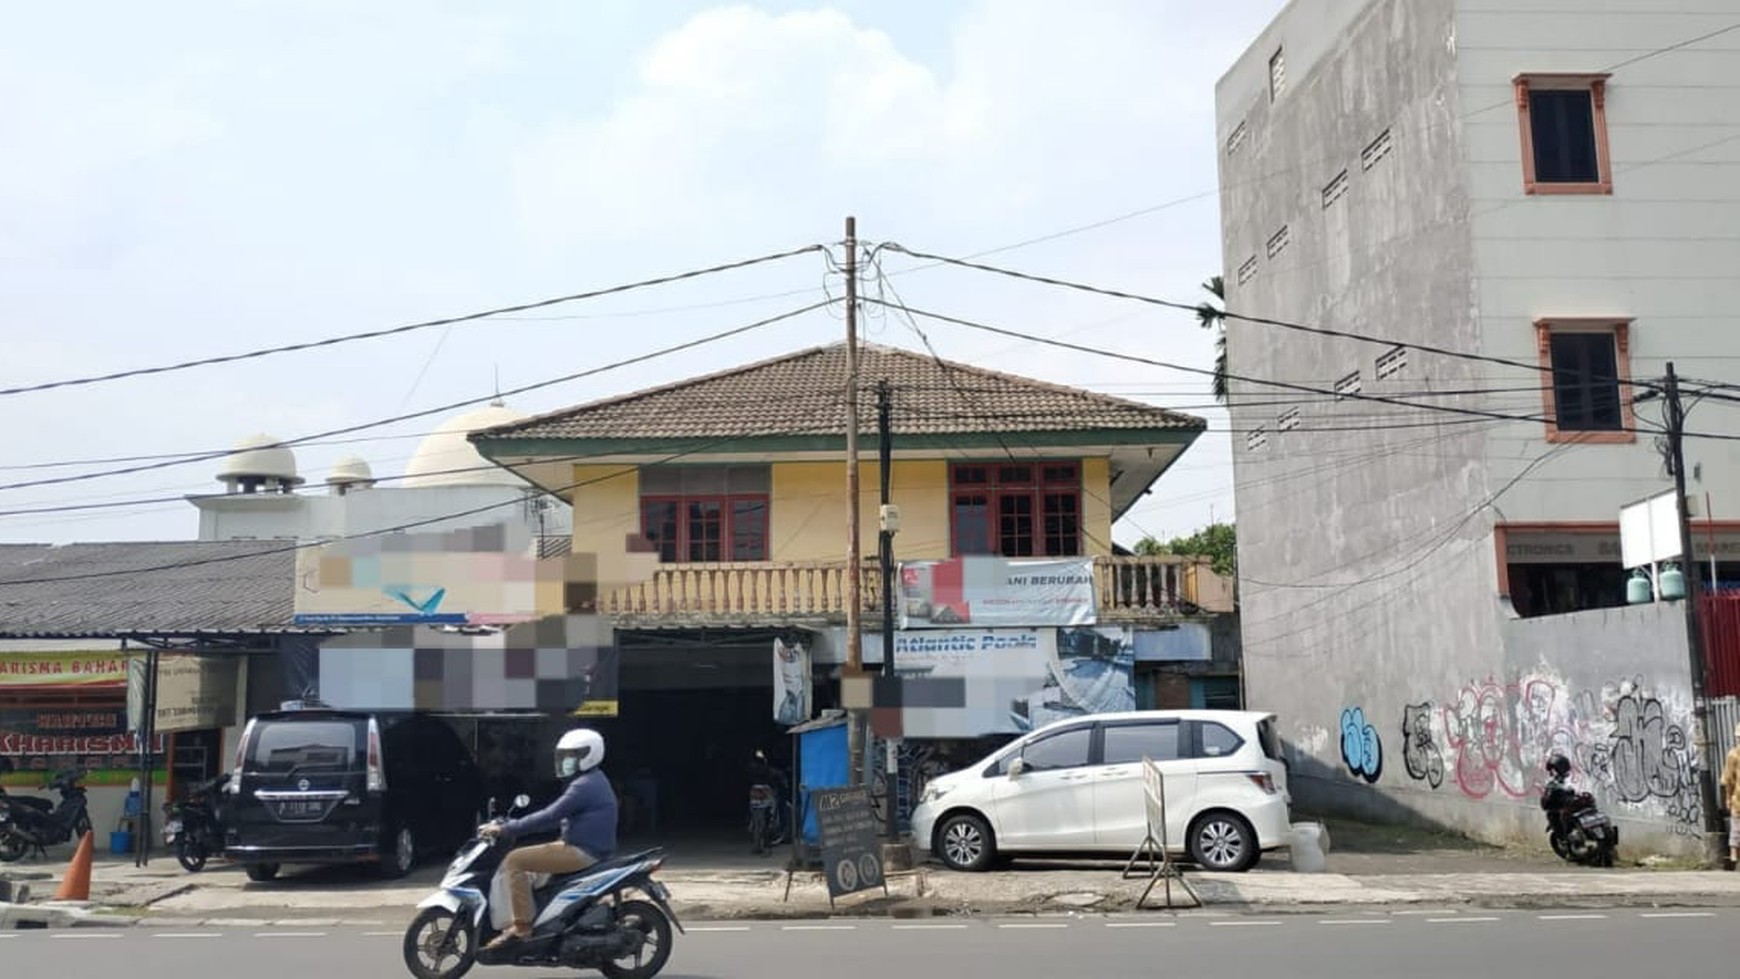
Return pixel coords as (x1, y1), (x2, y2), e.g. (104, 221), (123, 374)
(0, 769), (92, 862)
(1540, 753), (1617, 867)
(401, 794), (682, 979)
(163, 773), (228, 873)
(746, 750), (791, 856)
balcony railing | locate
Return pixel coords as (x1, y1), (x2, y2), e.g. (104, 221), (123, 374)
(596, 555), (1233, 625)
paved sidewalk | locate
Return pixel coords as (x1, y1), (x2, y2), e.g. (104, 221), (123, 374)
(4, 815), (1733, 928)
(8, 854), (1740, 929)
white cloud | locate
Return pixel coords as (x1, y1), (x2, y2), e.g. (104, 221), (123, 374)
(510, 1), (1232, 245)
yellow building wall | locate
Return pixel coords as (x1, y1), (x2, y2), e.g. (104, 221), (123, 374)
(566, 456), (1116, 568)
(556, 464), (645, 599)
(771, 460), (951, 562)
(773, 457), (1114, 562)
(1081, 456), (1113, 558)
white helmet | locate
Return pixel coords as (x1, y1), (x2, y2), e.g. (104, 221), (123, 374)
(555, 728), (604, 778)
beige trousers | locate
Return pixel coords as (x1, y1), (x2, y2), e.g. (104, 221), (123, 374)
(501, 842), (596, 928)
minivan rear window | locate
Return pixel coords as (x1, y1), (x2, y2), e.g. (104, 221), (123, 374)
(249, 721), (359, 773)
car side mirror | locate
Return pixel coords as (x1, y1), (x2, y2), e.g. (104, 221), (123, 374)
(1007, 758), (1027, 778)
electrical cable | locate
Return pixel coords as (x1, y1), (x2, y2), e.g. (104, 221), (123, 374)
(0, 411), (856, 586)
(868, 300), (1740, 441)
(0, 245), (825, 398)
(882, 244), (1652, 391)
(0, 300), (834, 494)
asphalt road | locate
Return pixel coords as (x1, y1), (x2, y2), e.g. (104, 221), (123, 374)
(2, 908), (1730, 977)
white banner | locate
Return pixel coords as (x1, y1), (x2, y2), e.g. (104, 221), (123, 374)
(854, 626), (1135, 736)
(774, 638), (812, 726)
(898, 557), (1096, 629)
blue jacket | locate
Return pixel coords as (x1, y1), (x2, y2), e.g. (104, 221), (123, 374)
(502, 769), (617, 860)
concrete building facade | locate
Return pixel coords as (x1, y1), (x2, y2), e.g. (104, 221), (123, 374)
(1215, 0), (1740, 855)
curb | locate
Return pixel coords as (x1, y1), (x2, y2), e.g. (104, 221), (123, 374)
(64, 891), (1740, 928)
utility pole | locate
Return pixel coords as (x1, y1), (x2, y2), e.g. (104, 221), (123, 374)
(1664, 362), (1726, 866)
(877, 379), (897, 836)
(842, 216), (867, 787)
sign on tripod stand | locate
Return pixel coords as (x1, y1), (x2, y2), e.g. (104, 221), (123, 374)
(1119, 755), (1198, 909)
(812, 786), (886, 905)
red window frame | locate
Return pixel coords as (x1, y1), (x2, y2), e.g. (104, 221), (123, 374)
(639, 493), (769, 562)
(948, 462), (1082, 558)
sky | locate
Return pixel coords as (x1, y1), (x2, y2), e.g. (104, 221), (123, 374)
(0, 0), (1287, 548)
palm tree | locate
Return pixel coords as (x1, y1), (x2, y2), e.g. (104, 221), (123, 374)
(1195, 275), (1227, 404)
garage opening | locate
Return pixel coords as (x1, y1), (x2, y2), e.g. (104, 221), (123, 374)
(591, 629), (820, 848)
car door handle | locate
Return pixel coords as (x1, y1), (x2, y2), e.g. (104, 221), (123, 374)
(1099, 769), (1131, 777)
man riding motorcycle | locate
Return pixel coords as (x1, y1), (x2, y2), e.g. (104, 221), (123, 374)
(479, 728), (618, 951)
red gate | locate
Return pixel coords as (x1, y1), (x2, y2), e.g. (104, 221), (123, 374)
(1701, 595), (1740, 698)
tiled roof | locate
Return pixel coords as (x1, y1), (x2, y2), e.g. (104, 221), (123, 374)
(473, 342), (1204, 444)
(0, 541), (296, 638)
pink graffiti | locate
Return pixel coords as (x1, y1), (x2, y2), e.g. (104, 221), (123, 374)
(1439, 677), (1587, 801)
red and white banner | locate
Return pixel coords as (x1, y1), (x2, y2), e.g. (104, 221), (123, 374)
(898, 557), (1096, 629)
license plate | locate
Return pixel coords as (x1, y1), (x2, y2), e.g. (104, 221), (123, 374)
(1579, 812), (1610, 827)
(274, 799), (327, 819)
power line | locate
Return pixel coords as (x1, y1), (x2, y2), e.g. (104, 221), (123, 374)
(864, 298), (1559, 428)
(871, 299), (1740, 442)
(0, 245), (825, 399)
(0, 412), (859, 586)
(882, 244), (1653, 391)
(0, 300), (833, 494)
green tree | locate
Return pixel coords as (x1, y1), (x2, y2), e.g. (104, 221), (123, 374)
(1134, 522), (1236, 579)
(1196, 275), (1227, 404)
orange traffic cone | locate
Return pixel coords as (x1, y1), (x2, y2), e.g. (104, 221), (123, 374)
(52, 830), (94, 902)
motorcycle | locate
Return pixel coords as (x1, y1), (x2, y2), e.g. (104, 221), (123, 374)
(1541, 778), (1617, 867)
(746, 751), (791, 856)
(0, 769), (92, 863)
(163, 773), (228, 873)
(402, 794), (682, 979)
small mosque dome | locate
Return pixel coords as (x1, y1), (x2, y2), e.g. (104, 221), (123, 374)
(217, 434), (303, 494)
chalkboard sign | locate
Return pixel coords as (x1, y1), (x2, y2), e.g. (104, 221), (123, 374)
(812, 786), (884, 899)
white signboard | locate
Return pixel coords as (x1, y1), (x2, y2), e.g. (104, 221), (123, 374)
(773, 638), (812, 726)
(898, 557), (1096, 629)
(1142, 755), (1169, 851)
(1619, 490), (1683, 569)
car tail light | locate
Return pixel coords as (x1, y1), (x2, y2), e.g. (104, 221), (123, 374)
(366, 718), (387, 793)
(1246, 772), (1277, 794)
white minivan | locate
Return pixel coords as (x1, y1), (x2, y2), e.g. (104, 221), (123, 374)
(908, 710), (1291, 873)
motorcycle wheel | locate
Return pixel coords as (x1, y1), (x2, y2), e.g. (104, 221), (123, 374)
(748, 809), (768, 854)
(402, 906), (476, 979)
(176, 836), (207, 873)
(0, 831), (26, 863)
(599, 899), (674, 979)
(1549, 833), (1571, 862)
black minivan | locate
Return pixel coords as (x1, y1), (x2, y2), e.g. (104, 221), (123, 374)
(223, 707), (486, 881)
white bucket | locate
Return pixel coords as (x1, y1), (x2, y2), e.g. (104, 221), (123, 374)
(1290, 821), (1328, 873)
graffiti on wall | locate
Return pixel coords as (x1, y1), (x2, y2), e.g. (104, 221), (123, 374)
(1394, 673), (1701, 833)
(1401, 702), (1445, 789)
(1340, 707), (1383, 783)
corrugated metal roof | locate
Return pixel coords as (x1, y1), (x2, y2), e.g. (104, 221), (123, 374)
(472, 342), (1205, 443)
(0, 541), (295, 638)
